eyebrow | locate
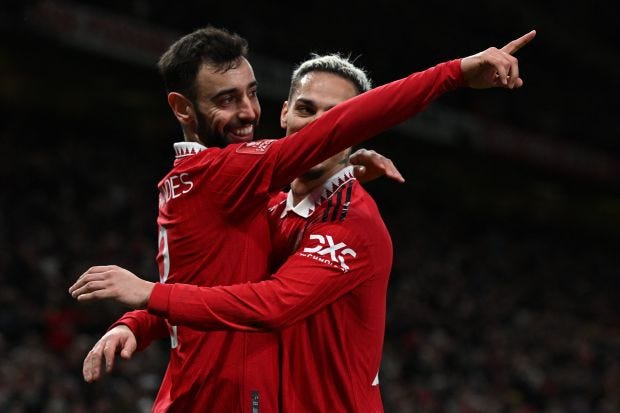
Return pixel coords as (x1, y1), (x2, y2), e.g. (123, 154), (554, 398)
(294, 98), (316, 106)
(212, 81), (258, 100)
(295, 98), (337, 111)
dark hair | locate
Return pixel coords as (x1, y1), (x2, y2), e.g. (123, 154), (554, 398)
(157, 26), (249, 101)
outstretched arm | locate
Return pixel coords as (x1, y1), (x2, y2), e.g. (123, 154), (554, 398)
(70, 217), (385, 331)
(346, 32), (537, 186)
(346, 31), (537, 186)
(261, 30), (536, 192)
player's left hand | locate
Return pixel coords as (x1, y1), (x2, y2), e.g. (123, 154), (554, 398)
(461, 30), (536, 89)
(83, 325), (137, 383)
(350, 148), (405, 184)
(68, 265), (154, 309)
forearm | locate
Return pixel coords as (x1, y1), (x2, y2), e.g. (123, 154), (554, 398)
(147, 260), (364, 331)
(268, 59), (463, 190)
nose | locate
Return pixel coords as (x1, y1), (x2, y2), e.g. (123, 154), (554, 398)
(238, 96), (259, 122)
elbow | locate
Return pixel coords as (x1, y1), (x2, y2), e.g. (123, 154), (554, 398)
(257, 312), (292, 330)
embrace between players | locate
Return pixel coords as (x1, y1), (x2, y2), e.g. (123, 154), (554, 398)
(69, 26), (536, 412)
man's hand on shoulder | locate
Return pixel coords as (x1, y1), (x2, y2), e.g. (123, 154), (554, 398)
(350, 148), (405, 184)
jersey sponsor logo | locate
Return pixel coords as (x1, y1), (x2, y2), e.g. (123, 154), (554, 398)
(235, 139), (276, 155)
(301, 234), (357, 272)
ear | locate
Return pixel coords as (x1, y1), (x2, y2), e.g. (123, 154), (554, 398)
(168, 92), (196, 127)
(280, 100), (289, 130)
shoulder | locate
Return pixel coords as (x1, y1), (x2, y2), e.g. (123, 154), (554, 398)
(176, 139), (280, 169)
(313, 180), (380, 225)
(310, 181), (390, 249)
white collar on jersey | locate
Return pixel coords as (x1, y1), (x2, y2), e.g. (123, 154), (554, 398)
(174, 142), (207, 158)
(282, 165), (356, 218)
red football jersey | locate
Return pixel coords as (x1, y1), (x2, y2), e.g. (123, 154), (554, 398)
(148, 167), (392, 412)
(111, 60), (462, 412)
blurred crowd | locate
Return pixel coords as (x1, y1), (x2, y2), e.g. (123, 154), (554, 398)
(381, 208), (620, 412)
(1, 109), (167, 412)
(2, 106), (619, 413)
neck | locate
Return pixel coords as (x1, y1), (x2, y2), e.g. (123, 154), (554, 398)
(290, 164), (347, 205)
(182, 128), (201, 144)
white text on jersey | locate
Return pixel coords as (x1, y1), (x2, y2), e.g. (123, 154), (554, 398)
(301, 234), (357, 272)
(159, 173), (194, 206)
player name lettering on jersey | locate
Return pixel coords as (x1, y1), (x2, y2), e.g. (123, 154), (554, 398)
(300, 234), (357, 272)
(159, 173), (194, 206)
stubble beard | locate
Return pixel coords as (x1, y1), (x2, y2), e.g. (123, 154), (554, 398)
(195, 110), (229, 148)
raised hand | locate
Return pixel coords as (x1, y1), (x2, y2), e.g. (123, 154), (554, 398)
(461, 30), (536, 89)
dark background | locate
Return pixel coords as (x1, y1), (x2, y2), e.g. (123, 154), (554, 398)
(1, 1), (619, 412)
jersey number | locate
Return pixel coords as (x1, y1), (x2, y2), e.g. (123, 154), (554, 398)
(158, 225), (178, 349)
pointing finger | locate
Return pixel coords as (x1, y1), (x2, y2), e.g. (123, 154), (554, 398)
(501, 30), (536, 55)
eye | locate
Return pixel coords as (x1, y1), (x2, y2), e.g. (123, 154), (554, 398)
(295, 104), (315, 116)
(248, 88), (258, 98)
(217, 95), (235, 107)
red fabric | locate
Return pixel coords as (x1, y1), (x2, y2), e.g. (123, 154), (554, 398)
(149, 180), (392, 412)
(113, 59), (462, 412)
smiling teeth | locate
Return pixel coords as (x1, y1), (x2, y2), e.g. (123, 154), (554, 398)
(234, 126), (253, 135)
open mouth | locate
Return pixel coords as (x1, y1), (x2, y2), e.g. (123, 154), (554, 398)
(228, 125), (254, 143)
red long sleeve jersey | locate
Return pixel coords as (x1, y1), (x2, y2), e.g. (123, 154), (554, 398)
(112, 59), (463, 413)
(149, 167), (392, 412)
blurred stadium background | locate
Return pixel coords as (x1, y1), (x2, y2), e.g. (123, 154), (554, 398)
(1, 1), (619, 412)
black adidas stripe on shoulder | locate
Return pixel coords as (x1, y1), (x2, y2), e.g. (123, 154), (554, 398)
(321, 181), (354, 223)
